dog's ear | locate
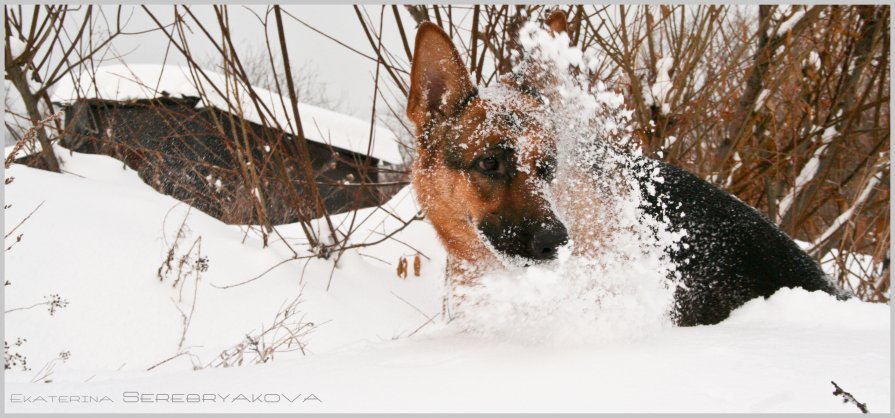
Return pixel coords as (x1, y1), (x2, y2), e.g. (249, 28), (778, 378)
(407, 22), (476, 130)
(545, 10), (568, 36)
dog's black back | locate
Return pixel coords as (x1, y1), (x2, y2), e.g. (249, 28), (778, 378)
(638, 159), (843, 326)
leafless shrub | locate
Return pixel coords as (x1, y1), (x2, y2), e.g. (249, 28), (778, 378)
(353, 5), (888, 301)
(4, 294), (69, 316)
(4, 5), (130, 171)
(157, 206), (208, 291)
(9, 5), (883, 299)
(146, 209), (316, 371)
(206, 293), (320, 368)
(4, 115), (58, 254)
(6, 5), (423, 288)
(146, 210), (209, 371)
(4, 338), (30, 371)
(3, 116), (71, 378)
(29, 351), (71, 383)
(53, 5), (417, 270)
(4, 111), (62, 169)
(170, 237), (206, 351)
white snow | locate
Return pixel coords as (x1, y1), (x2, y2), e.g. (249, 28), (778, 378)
(518, 24), (584, 71)
(453, 252), (674, 346)
(8, 37), (27, 60)
(755, 88), (770, 111)
(724, 152), (743, 188)
(662, 135), (678, 149)
(809, 169), (885, 251)
(769, 5), (806, 37)
(777, 7), (806, 36)
(50, 64), (403, 164)
(777, 126), (837, 221)
(805, 51), (822, 69)
(650, 56), (674, 114)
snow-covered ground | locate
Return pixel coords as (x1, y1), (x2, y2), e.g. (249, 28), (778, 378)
(3, 148), (890, 413)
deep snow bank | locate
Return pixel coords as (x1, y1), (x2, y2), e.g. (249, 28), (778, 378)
(3, 149), (890, 413)
(3, 146), (444, 374)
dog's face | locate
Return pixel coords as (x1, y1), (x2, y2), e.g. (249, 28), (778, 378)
(407, 20), (569, 266)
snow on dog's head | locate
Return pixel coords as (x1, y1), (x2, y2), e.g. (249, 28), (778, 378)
(445, 15), (683, 345)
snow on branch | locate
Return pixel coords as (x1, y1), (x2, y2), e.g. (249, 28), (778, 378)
(776, 127), (837, 223)
(770, 6), (807, 38)
(648, 56), (674, 115)
(809, 163), (885, 255)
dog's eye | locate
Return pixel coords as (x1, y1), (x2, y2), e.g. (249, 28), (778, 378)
(477, 157), (501, 173)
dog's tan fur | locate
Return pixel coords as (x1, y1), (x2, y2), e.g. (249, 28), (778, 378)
(407, 12), (573, 285)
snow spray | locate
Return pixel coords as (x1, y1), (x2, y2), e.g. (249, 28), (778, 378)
(448, 21), (685, 345)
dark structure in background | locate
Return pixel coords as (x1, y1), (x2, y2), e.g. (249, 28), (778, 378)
(57, 97), (401, 225)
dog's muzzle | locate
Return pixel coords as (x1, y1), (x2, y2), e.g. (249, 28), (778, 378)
(528, 220), (568, 261)
(478, 216), (569, 263)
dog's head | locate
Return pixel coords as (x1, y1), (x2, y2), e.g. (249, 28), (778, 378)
(407, 12), (570, 266)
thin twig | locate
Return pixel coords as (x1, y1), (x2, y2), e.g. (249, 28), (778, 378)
(4, 201), (45, 239)
(831, 381), (869, 413)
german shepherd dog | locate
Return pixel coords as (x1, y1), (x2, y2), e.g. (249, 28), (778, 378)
(406, 13), (843, 326)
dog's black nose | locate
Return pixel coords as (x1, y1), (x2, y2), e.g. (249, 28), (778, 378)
(529, 223), (568, 260)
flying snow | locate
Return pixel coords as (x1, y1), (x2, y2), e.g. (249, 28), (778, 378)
(448, 22), (685, 344)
